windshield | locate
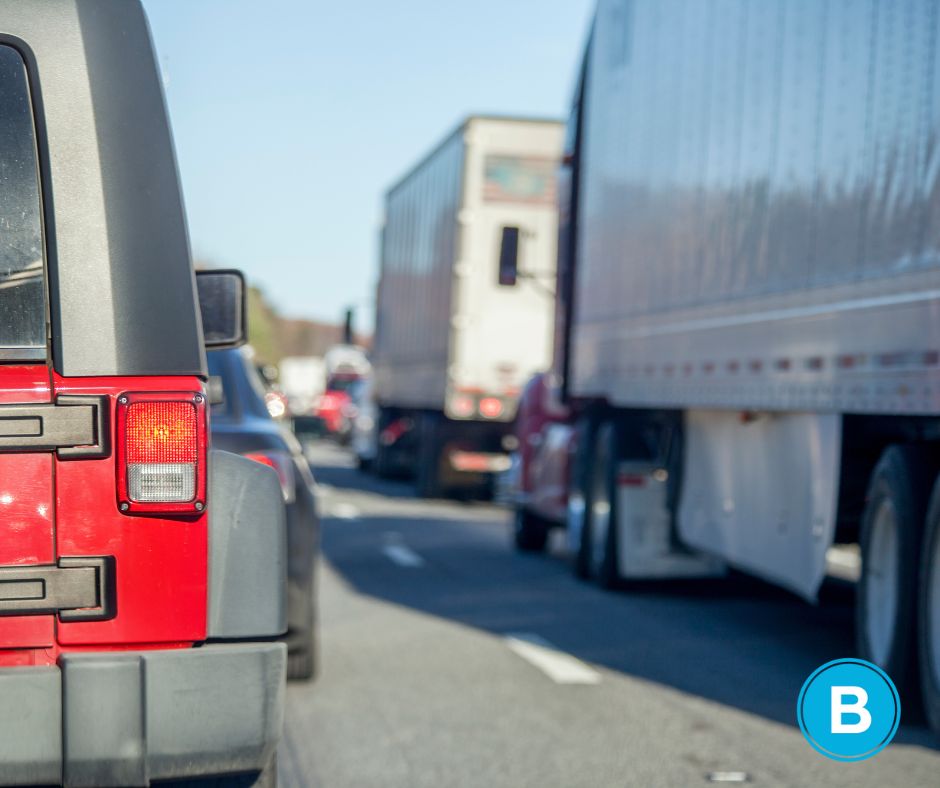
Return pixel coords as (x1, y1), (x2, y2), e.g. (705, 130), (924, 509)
(325, 374), (361, 394)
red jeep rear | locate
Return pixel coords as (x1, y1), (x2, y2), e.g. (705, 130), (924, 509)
(0, 2), (286, 785)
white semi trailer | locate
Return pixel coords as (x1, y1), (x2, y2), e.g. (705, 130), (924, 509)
(373, 116), (563, 495)
(554, 0), (940, 735)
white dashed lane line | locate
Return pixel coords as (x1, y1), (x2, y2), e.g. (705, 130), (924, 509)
(381, 532), (425, 567)
(504, 632), (602, 685)
(329, 502), (360, 520)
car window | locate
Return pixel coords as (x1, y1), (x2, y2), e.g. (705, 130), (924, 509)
(326, 375), (360, 394)
(0, 45), (45, 357)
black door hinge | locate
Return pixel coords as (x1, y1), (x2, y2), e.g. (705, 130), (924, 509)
(0, 556), (116, 622)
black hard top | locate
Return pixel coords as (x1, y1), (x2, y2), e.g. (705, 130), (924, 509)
(0, 0), (205, 377)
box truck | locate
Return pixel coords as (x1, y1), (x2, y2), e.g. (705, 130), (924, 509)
(279, 356), (326, 417)
(519, 0), (940, 736)
(372, 116), (563, 496)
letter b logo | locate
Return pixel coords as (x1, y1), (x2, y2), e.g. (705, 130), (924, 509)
(798, 659), (900, 761)
(831, 686), (871, 734)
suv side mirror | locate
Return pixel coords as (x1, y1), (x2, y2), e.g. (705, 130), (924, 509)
(498, 226), (520, 287)
(196, 269), (247, 349)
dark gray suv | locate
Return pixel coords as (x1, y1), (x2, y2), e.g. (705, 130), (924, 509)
(208, 347), (320, 680)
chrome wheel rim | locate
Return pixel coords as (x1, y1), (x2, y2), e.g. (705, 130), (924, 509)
(865, 499), (900, 667)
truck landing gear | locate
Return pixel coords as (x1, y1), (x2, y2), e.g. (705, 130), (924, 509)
(572, 418), (725, 590)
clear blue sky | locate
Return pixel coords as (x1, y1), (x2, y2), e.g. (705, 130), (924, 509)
(142, 0), (594, 330)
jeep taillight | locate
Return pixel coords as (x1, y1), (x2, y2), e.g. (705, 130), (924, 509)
(116, 392), (207, 514)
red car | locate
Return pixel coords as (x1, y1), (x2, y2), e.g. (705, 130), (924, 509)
(316, 373), (363, 441)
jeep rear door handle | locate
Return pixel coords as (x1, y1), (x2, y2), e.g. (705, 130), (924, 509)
(0, 395), (109, 458)
(0, 557), (116, 622)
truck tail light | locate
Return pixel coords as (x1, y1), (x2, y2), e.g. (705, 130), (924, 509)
(116, 392), (207, 515)
(479, 397), (503, 419)
(451, 395), (475, 418)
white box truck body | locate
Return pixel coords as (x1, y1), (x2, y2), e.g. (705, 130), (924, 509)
(544, 0), (940, 732)
(373, 116), (563, 494)
(278, 355), (325, 416)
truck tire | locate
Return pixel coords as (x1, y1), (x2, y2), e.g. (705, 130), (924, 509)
(586, 422), (620, 589)
(416, 413), (442, 499)
(918, 475), (940, 738)
(857, 445), (934, 694)
(513, 507), (548, 552)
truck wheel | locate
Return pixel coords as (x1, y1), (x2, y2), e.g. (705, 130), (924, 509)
(416, 414), (442, 498)
(586, 422), (620, 590)
(918, 475), (940, 737)
(857, 445), (933, 693)
(513, 507), (548, 552)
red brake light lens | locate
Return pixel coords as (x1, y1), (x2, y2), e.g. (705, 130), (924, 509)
(126, 401), (198, 464)
(479, 397), (503, 419)
(116, 392), (207, 515)
(451, 395), (475, 418)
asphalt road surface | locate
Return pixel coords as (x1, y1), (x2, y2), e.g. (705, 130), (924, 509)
(280, 441), (940, 787)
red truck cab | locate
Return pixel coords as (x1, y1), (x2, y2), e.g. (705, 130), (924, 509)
(510, 372), (574, 551)
(0, 2), (286, 785)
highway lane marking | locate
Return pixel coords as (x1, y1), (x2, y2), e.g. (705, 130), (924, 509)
(330, 502), (360, 520)
(381, 533), (425, 567)
(504, 633), (601, 685)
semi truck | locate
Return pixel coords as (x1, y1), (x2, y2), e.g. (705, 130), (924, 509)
(372, 116), (563, 496)
(517, 0), (940, 737)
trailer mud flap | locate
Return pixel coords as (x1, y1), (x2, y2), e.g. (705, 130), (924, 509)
(677, 410), (841, 600)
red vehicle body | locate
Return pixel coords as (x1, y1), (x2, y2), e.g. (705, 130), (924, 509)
(316, 373), (362, 439)
(0, 371), (209, 667)
(316, 390), (351, 435)
(510, 372), (574, 550)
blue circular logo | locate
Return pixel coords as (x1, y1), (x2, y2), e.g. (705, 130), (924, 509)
(797, 658), (900, 761)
